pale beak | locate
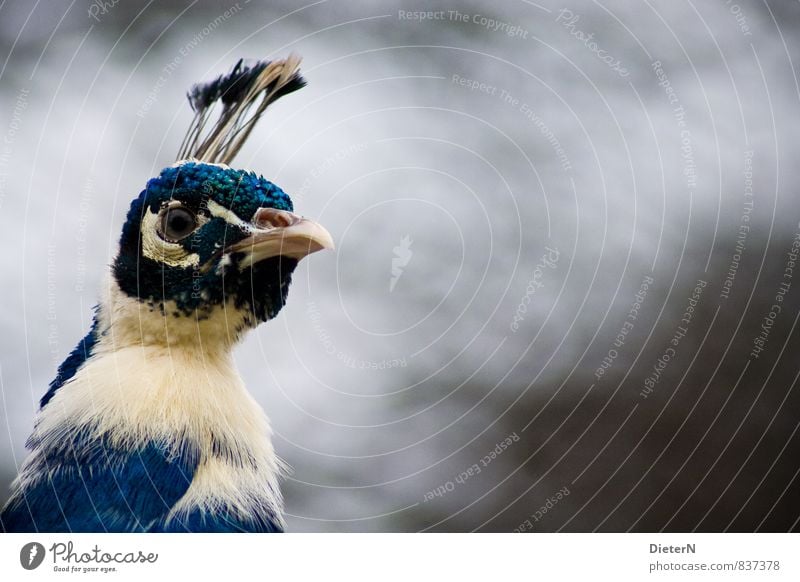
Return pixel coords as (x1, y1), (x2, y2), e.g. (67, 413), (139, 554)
(225, 208), (334, 269)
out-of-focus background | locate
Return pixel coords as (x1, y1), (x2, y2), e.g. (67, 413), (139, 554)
(1, 0), (799, 532)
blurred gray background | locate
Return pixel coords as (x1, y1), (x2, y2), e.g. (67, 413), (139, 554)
(1, 0), (799, 532)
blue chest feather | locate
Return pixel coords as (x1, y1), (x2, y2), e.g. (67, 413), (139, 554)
(1, 434), (195, 532)
(1, 431), (282, 533)
(40, 315), (100, 408)
(2, 326), (283, 533)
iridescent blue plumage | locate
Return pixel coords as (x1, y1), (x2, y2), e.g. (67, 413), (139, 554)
(145, 162), (294, 214)
(39, 315), (100, 408)
(1, 437), (197, 532)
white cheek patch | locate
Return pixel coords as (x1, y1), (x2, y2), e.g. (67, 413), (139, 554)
(206, 199), (253, 232)
(141, 209), (201, 268)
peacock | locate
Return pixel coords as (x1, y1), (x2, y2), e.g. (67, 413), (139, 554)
(0, 55), (333, 532)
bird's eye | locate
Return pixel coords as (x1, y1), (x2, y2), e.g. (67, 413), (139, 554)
(158, 206), (197, 242)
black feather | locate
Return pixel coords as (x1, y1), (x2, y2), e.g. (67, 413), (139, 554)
(188, 59), (269, 111)
(177, 55), (306, 164)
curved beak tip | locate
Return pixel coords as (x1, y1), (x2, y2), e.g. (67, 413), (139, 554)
(225, 210), (334, 267)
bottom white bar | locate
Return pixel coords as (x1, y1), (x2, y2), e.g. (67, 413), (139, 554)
(1, 533), (797, 581)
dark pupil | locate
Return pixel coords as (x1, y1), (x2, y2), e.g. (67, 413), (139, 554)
(164, 208), (195, 239)
(169, 213), (189, 232)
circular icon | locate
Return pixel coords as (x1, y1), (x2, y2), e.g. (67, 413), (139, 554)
(19, 542), (45, 570)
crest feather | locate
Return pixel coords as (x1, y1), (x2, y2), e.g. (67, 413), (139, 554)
(176, 55), (306, 164)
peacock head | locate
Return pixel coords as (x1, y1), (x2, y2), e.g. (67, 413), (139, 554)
(112, 160), (332, 333)
(106, 57), (332, 346)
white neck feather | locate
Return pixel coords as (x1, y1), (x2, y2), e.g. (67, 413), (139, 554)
(33, 278), (284, 527)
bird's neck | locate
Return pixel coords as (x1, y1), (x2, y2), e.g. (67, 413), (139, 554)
(39, 319), (273, 460)
(31, 278), (284, 525)
(40, 276), (278, 442)
(97, 277), (253, 352)
(42, 278), (270, 445)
